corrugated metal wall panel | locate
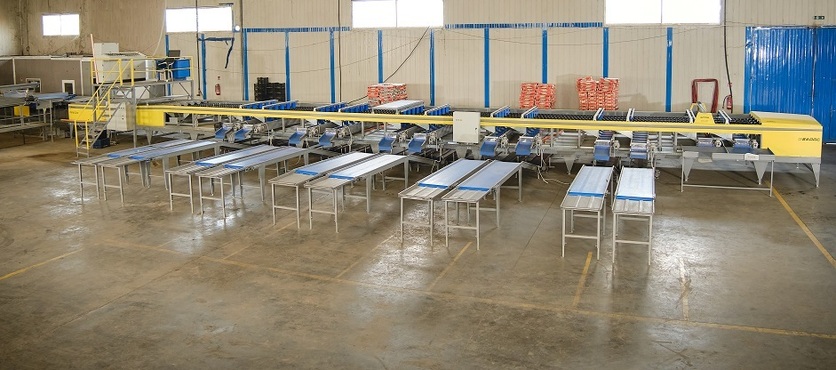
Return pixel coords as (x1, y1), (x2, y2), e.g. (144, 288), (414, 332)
(382, 29), (432, 103)
(246, 33), (286, 95)
(436, 29), (483, 107)
(813, 27), (835, 141)
(746, 27), (815, 115)
(490, 29), (540, 108)
(289, 33), (332, 103)
(445, 0), (604, 24)
(549, 28), (603, 109)
(242, 0), (349, 28)
(608, 27), (668, 110)
(337, 30), (378, 102)
(670, 27), (727, 112)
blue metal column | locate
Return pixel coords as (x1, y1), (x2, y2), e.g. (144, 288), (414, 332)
(285, 31), (291, 100)
(329, 30), (336, 103)
(429, 29), (436, 106)
(377, 30), (384, 83)
(200, 34), (207, 100)
(165, 35), (171, 96)
(665, 27), (673, 112)
(484, 27), (490, 108)
(602, 27), (609, 78)
(242, 30), (249, 100)
(542, 28), (548, 83)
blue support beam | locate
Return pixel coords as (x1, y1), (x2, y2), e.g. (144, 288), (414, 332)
(242, 30), (249, 100)
(285, 32), (291, 101)
(602, 27), (609, 78)
(329, 30), (336, 103)
(484, 27), (490, 108)
(377, 30), (384, 83)
(430, 29), (436, 106)
(200, 33), (207, 100)
(665, 27), (673, 112)
(542, 28), (548, 83)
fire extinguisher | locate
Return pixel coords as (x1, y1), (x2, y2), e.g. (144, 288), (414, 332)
(214, 76), (221, 96)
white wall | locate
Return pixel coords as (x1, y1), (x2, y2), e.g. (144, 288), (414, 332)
(19, 0), (836, 112)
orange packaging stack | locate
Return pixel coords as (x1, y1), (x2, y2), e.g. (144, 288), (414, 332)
(519, 82), (556, 109)
(367, 83), (407, 106)
(576, 77), (619, 110)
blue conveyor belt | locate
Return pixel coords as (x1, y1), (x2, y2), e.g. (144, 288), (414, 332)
(318, 131), (337, 148)
(128, 141), (217, 161)
(515, 138), (533, 156)
(233, 127), (251, 142)
(407, 136), (426, 154)
(567, 166), (612, 197)
(105, 139), (191, 158)
(615, 168), (655, 201)
(379, 135), (396, 153)
(195, 145), (276, 167)
(214, 127), (232, 140)
(458, 161), (520, 192)
(288, 130), (306, 146)
(294, 152), (374, 176)
(224, 147), (303, 170)
(417, 159), (485, 189)
(329, 154), (404, 180)
(479, 139), (499, 157)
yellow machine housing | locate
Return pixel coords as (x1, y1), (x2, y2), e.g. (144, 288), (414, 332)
(753, 111), (822, 158)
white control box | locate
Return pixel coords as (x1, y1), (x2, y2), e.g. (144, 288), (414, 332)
(453, 111), (481, 144)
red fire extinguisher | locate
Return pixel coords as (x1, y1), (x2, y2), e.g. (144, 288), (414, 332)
(214, 76), (221, 96)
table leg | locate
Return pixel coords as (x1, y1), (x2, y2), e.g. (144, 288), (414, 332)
(444, 201), (449, 248)
(271, 183), (277, 225)
(476, 201), (481, 250)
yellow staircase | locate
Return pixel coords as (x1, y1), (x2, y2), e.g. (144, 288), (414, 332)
(72, 59), (132, 157)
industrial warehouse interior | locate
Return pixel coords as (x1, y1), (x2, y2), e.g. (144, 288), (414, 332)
(1, 0), (835, 367)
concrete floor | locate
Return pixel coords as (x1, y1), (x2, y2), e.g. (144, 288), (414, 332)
(1, 134), (835, 369)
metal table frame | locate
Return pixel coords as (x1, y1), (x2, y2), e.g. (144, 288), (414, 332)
(441, 161), (523, 250)
(399, 159), (487, 242)
(561, 165), (614, 260)
(166, 145), (276, 212)
(269, 152), (374, 228)
(612, 168), (656, 265)
(305, 154), (409, 232)
(680, 146), (775, 197)
(196, 146), (309, 217)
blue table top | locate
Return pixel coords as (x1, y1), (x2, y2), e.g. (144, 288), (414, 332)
(567, 165), (613, 197)
(294, 152), (374, 176)
(224, 147), (303, 169)
(196, 145), (276, 167)
(458, 161), (521, 192)
(418, 159), (485, 189)
(329, 154), (405, 180)
(615, 168), (655, 201)
(128, 141), (216, 160)
(106, 139), (191, 158)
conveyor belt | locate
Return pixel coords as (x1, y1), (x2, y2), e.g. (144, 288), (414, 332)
(196, 145), (275, 167)
(457, 161), (521, 192)
(329, 154), (405, 180)
(612, 167), (656, 265)
(379, 134), (396, 153)
(615, 168), (655, 201)
(223, 146), (302, 170)
(295, 152), (375, 176)
(233, 127), (251, 142)
(418, 159), (486, 189)
(101, 139), (192, 160)
(288, 129), (307, 146)
(515, 137), (534, 156)
(214, 127), (232, 140)
(479, 138), (499, 158)
(318, 131), (337, 148)
(567, 166), (612, 197)
(128, 141), (218, 161)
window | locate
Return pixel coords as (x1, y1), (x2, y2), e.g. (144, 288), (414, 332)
(606, 0), (721, 25)
(42, 14), (80, 36)
(165, 6), (233, 33)
(352, 0), (443, 28)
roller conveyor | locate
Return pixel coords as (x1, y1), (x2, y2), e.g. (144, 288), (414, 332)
(305, 154), (410, 232)
(612, 167), (656, 265)
(269, 151), (374, 228)
(166, 145), (277, 212)
(196, 146), (309, 217)
(399, 159), (488, 241)
(561, 165), (614, 260)
(441, 161), (523, 249)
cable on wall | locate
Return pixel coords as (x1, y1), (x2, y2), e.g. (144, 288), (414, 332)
(722, 0), (734, 112)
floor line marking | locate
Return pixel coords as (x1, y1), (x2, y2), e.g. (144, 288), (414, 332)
(335, 234), (395, 279)
(679, 258), (691, 321)
(224, 220), (295, 260)
(0, 249), (83, 281)
(774, 187), (836, 269)
(427, 241), (472, 292)
(572, 251), (593, 308)
(200, 254), (836, 340)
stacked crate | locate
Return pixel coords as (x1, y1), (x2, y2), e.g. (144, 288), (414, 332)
(519, 82), (556, 109)
(576, 77), (619, 110)
(367, 83), (407, 106)
(254, 77), (286, 102)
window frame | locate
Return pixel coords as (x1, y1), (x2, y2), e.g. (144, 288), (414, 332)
(165, 6), (234, 33)
(605, 0), (722, 25)
(352, 0), (444, 29)
(42, 13), (80, 37)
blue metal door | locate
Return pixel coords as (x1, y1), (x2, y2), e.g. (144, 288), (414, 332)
(813, 27), (836, 142)
(746, 27), (836, 141)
